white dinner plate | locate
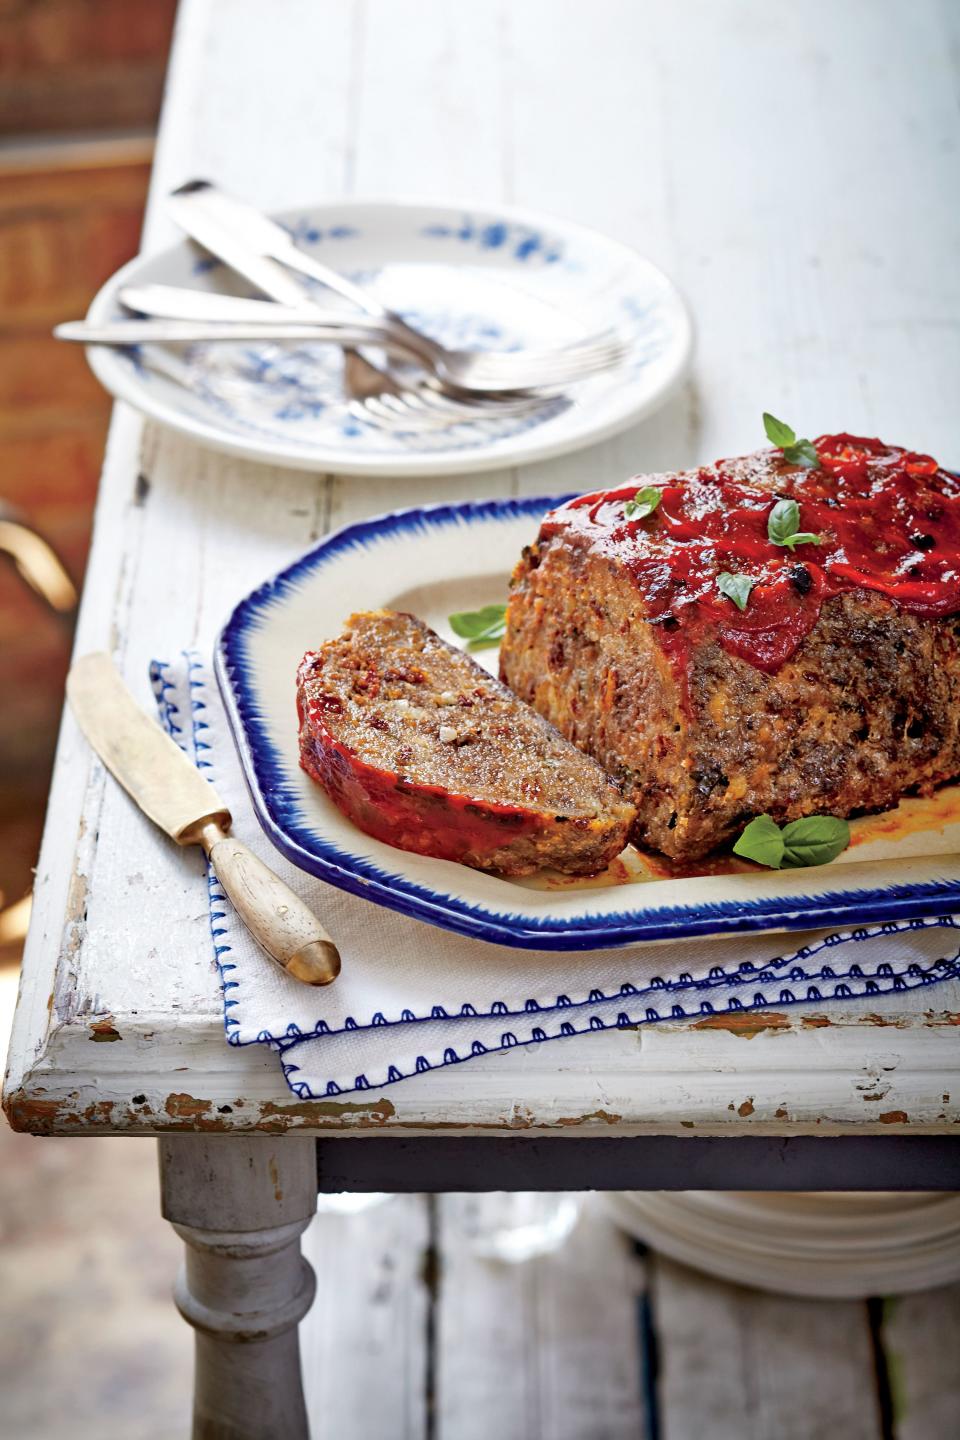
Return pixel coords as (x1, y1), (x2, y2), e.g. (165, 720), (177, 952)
(600, 1191), (960, 1298)
(83, 198), (693, 477)
(215, 492), (960, 950)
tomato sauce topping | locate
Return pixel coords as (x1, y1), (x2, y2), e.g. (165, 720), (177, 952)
(541, 435), (960, 676)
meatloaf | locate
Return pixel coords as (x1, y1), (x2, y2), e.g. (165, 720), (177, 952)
(500, 434), (960, 861)
(297, 609), (635, 875)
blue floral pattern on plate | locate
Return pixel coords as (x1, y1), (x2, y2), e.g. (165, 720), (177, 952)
(175, 300), (569, 449)
(83, 199), (694, 476)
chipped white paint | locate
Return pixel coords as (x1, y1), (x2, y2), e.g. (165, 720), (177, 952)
(6, 0), (960, 1146)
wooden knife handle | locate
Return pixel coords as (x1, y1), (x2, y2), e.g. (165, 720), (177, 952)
(196, 819), (340, 986)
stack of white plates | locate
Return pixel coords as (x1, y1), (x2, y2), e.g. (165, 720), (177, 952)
(601, 1190), (960, 1298)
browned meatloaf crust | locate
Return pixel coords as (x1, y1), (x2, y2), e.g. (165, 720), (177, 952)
(500, 435), (960, 861)
(297, 609), (635, 876)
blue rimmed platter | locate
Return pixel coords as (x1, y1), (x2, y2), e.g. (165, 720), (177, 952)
(215, 493), (960, 950)
(83, 198), (692, 477)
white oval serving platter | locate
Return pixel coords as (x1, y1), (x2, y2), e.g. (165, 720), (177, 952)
(83, 198), (693, 477)
(215, 493), (960, 950)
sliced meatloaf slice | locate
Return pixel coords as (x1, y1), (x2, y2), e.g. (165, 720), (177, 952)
(297, 609), (635, 876)
(500, 436), (960, 862)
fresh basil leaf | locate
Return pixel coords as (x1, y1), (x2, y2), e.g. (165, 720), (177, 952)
(449, 603), (507, 640)
(466, 620), (506, 651)
(733, 812), (850, 868)
(624, 486), (662, 521)
(767, 499), (821, 549)
(780, 815), (851, 867)
(465, 610), (506, 636)
(767, 498), (801, 546)
(450, 604), (507, 650)
(764, 412), (821, 469)
(716, 571), (754, 611)
(733, 815), (785, 868)
(763, 412), (797, 448)
(782, 437), (821, 470)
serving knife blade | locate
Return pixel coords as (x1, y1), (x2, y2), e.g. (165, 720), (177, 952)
(67, 653), (340, 986)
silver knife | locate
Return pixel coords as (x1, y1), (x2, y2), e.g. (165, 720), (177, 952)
(166, 181), (449, 393)
(168, 179), (389, 318)
(168, 180), (442, 368)
(67, 652), (340, 986)
(118, 284), (357, 326)
(54, 319), (401, 348)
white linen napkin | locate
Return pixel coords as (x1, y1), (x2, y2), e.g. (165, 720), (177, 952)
(151, 653), (960, 1097)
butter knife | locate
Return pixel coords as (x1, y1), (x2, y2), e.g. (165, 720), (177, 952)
(54, 318), (397, 347)
(167, 180), (445, 371)
(167, 179), (387, 318)
(67, 653), (340, 986)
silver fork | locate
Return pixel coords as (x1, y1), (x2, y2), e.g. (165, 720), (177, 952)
(167, 180), (628, 394)
(119, 284), (559, 431)
(341, 350), (559, 432)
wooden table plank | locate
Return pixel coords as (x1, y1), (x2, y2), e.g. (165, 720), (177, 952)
(435, 1199), (648, 1440)
(300, 1196), (431, 1440)
(6, 0), (960, 1139)
(880, 1282), (960, 1440)
(651, 1255), (883, 1440)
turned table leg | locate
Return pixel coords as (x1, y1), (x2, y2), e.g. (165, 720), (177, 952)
(158, 1135), (318, 1440)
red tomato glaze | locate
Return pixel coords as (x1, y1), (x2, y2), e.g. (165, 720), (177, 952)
(541, 435), (960, 676)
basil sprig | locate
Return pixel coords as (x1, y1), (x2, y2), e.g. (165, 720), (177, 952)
(716, 572), (753, 611)
(767, 498), (821, 550)
(732, 815), (784, 867)
(624, 486), (662, 521)
(449, 603), (507, 650)
(763, 412), (821, 470)
(734, 813), (850, 869)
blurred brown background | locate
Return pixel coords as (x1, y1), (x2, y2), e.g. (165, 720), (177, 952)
(0, 0), (178, 950)
(0, 12), (195, 1439)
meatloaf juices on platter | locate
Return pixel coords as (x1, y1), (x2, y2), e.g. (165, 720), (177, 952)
(500, 429), (960, 863)
(296, 610), (635, 876)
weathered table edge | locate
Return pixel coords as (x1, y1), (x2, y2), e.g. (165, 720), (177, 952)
(6, 994), (960, 1138)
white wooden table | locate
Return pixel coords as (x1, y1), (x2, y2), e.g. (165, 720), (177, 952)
(4, 2), (960, 1437)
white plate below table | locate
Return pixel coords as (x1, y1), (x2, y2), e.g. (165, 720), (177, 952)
(83, 198), (693, 477)
(601, 1190), (960, 1298)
